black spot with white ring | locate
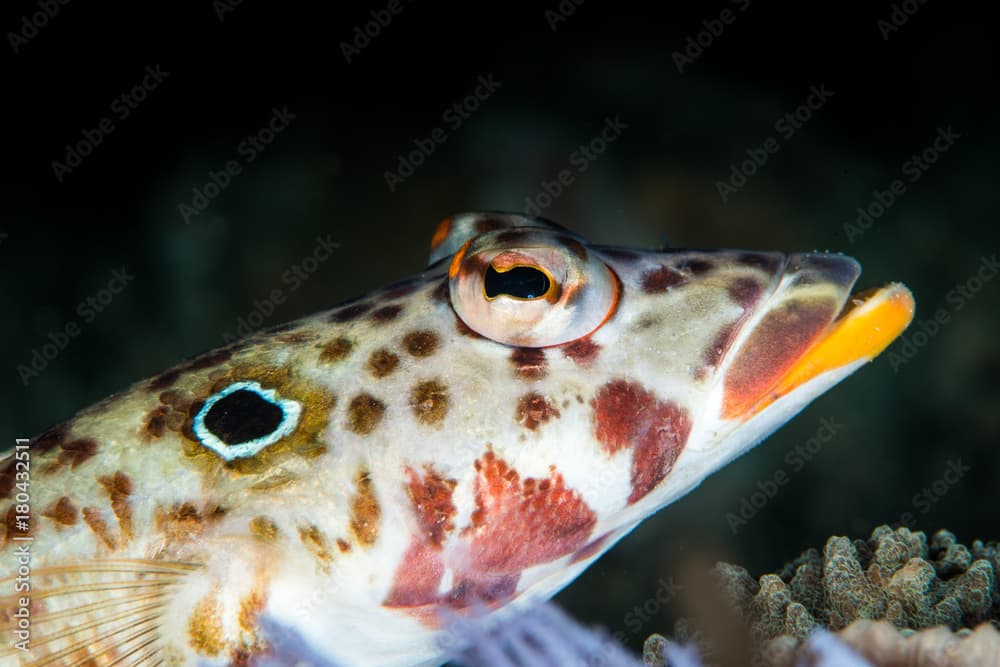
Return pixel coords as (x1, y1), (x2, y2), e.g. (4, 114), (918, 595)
(193, 381), (301, 461)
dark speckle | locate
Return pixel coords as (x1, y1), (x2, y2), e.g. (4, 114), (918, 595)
(367, 349), (400, 378)
(685, 259), (714, 275)
(475, 217), (505, 234)
(330, 302), (372, 323)
(728, 277), (763, 310)
(30, 423), (70, 455)
(600, 248), (641, 263)
(641, 266), (686, 293)
(431, 280), (450, 303)
(145, 406), (169, 438)
(454, 316), (484, 339)
(148, 368), (182, 391)
(318, 337), (354, 364)
(495, 230), (528, 245)
(510, 348), (547, 380)
(186, 349), (233, 372)
(562, 338), (601, 366)
(402, 330), (440, 358)
(410, 380), (449, 426)
(558, 236), (588, 261)
(370, 304), (404, 323)
(347, 394), (386, 435)
(516, 393), (561, 430)
(59, 438), (98, 469)
(384, 278), (421, 300)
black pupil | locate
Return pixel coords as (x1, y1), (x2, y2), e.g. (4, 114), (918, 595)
(484, 264), (550, 300)
(203, 389), (284, 445)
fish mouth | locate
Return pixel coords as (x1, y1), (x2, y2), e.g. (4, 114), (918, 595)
(721, 253), (915, 420)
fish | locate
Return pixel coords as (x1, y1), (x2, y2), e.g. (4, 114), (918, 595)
(0, 212), (915, 666)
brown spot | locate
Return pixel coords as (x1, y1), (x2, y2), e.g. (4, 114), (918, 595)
(238, 589), (267, 633)
(728, 276), (764, 310)
(453, 316), (483, 339)
(475, 217), (505, 234)
(370, 304), (404, 322)
(145, 405), (169, 438)
(685, 259), (714, 275)
(148, 368), (182, 391)
(98, 471), (133, 542)
(298, 525), (334, 568)
(42, 496), (79, 526)
(402, 330), (440, 358)
(157, 502), (205, 544)
(30, 423), (69, 455)
(558, 236), (588, 261)
(641, 266), (686, 293)
(336, 538), (351, 553)
(405, 466), (457, 548)
(431, 279), (450, 303)
(495, 230), (528, 245)
(329, 302), (371, 323)
(347, 394), (385, 435)
(58, 438), (98, 469)
(186, 348), (233, 372)
(600, 248), (641, 263)
(561, 337), (601, 366)
(277, 330), (317, 344)
(410, 380), (449, 426)
(82, 507), (118, 550)
(249, 516), (279, 543)
(2, 505), (30, 545)
(349, 470), (381, 547)
(590, 380), (692, 504)
(0, 459), (16, 500)
(515, 393), (561, 430)
(189, 591), (226, 656)
(318, 336), (354, 364)
(510, 347), (547, 380)
(367, 348), (400, 378)
(159, 390), (183, 407)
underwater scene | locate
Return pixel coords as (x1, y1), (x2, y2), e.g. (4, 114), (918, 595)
(2, 3), (997, 666)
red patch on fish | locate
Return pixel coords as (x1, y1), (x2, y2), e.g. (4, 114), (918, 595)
(591, 380), (692, 503)
(722, 298), (838, 419)
(405, 466), (457, 548)
(383, 538), (445, 608)
(561, 337), (601, 366)
(465, 451), (596, 572)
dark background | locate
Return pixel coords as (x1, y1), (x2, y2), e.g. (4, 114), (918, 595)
(3, 1), (997, 653)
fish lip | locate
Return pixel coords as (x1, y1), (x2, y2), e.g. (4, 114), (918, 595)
(719, 252), (913, 421)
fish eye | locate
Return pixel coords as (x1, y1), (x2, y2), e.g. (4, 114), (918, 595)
(449, 230), (618, 347)
(193, 381), (301, 461)
(484, 264), (554, 301)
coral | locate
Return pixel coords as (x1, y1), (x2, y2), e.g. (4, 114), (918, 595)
(664, 525), (999, 666)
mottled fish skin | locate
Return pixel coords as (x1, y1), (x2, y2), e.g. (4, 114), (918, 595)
(0, 213), (913, 666)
